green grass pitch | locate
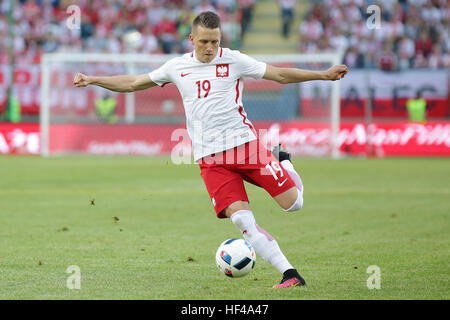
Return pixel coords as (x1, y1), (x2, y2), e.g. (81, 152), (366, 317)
(0, 156), (448, 299)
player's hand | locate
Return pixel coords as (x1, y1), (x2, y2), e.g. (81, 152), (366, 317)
(324, 65), (348, 81)
(73, 73), (91, 87)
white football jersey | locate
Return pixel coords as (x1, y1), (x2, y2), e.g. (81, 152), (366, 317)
(149, 48), (267, 161)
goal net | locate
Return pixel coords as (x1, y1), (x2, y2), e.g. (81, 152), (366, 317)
(40, 52), (343, 159)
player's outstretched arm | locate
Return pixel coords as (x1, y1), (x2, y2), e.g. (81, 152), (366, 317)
(263, 64), (348, 84)
(73, 73), (157, 92)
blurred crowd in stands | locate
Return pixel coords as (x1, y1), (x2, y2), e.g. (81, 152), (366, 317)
(0, 0), (241, 64)
(301, 0), (450, 70)
(0, 0), (449, 70)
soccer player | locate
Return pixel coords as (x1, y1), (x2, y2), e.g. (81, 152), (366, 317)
(73, 11), (348, 288)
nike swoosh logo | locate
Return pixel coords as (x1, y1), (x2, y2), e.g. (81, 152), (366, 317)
(181, 72), (191, 77)
(278, 178), (288, 187)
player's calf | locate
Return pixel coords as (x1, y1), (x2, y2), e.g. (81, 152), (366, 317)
(274, 187), (303, 212)
(283, 187), (303, 212)
(230, 210), (295, 274)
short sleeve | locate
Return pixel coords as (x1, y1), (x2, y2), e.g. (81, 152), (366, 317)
(235, 52), (267, 79)
(148, 59), (176, 86)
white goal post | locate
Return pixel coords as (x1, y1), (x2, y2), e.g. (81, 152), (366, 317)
(40, 51), (344, 158)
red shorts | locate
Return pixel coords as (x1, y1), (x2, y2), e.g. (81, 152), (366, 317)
(199, 140), (296, 218)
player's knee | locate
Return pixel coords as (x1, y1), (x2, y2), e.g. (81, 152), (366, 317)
(224, 201), (251, 218)
(283, 188), (303, 212)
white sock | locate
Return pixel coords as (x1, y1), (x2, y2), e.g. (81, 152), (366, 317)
(230, 210), (294, 274)
(281, 160), (303, 191)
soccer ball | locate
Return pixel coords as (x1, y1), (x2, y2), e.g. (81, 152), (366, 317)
(215, 238), (256, 278)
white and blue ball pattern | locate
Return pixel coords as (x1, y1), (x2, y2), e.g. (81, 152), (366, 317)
(215, 238), (256, 278)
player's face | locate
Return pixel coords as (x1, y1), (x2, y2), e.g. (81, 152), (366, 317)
(190, 26), (221, 63)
